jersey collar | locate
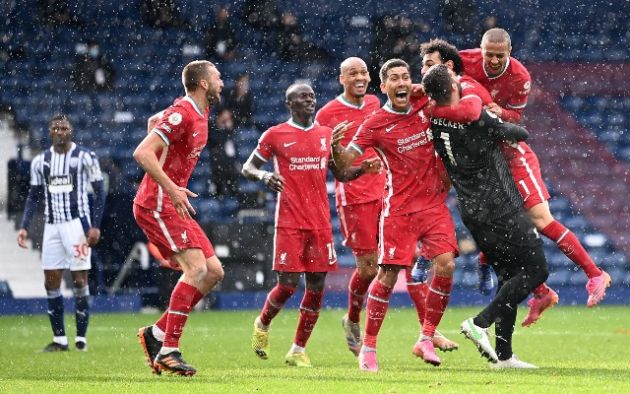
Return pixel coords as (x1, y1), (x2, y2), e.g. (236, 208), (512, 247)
(183, 95), (205, 117)
(336, 94), (365, 109)
(50, 142), (76, 155)
(288, 118), (316, 131)
(383, 100), (411, 115)
(483, 57), (511, 80)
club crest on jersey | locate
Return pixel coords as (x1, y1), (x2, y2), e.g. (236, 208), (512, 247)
(168, 112), (183, 125)
(181, 231), (189, 243)
(280, 252), (287, 265)
(388, 247), (396, 259)
(320, 137), (327, 151)
(523, 81), (531, 94)
(419, 110), (428, 123)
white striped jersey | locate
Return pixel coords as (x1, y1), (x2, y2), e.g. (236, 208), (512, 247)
(30, 143), (103, 224)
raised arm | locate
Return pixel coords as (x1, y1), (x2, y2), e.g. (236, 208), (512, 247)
(431, 94), (483, 123)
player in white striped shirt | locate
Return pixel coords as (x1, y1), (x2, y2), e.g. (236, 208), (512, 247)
(17, 114), (106, 352)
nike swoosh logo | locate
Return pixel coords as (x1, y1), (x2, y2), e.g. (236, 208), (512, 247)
(283, 142), (297, 147)
(192, 132), (200, 137)
(385, 124), (397, 132)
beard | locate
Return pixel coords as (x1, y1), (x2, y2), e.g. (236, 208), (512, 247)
(207, 89), (221, 106)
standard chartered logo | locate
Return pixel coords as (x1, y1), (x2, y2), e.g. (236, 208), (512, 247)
(289, 156), (327, 171)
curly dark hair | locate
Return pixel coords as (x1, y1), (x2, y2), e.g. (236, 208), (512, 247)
(420, 39), (463, 75)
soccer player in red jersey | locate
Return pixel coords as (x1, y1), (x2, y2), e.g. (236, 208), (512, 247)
(460, 29), (611, 324)
(133, 60), (225, 376)
(332, 59), (459, 370)
(315, 57), (383, 356)
(316, 57), (458, 357)
(242, 83), (380, 368)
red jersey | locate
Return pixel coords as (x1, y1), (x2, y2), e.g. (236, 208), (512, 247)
(315, 94), (385, 206)
(350, 97), (446, 217)
(460, 49), (536, 175)
(255, 119), (332, 230)
(134, 96), (209, 213)
(460, 48), (531, 123)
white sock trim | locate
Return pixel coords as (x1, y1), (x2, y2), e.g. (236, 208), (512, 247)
(152, 325), (165, 341)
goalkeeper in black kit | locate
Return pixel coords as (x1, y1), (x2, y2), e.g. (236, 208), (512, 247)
(422, 64), (549, 369)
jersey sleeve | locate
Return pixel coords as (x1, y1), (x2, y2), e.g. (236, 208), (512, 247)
(151, 105), (191, 145)
(254, 129), (274, 162)
(460, 78), (493, 105)
(349, 122), (376, 155)
(431, 95), (483, 123)
(501, 73), (531, 122)
(29, 155), (43, 186)
(83, 151), (104, 182)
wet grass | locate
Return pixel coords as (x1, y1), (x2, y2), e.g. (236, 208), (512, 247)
(1, 306), (629, 393)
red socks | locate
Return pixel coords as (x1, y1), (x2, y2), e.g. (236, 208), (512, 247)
(363, 280), (393, 348)
(347, 269), (373, 323)
(163, 281), (202, 348)
(405, 266), (428, 325)
(422, 275), (452, 337)
(260, 284), (296, 326)
(155, 284), (204, 334)
(542, 221), (602, 278)
(294, 289), (324, 347)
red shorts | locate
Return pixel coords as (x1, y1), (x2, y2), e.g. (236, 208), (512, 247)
(133, 204), (215, 268)
(379, 204), (458, 266)
(273, 227), (337, 273)
(505, 143), (550, 209)
(337, 199), (381, 256)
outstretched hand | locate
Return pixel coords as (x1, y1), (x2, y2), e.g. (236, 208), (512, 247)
(168, 186), (198, 219)
(361, 158), (382, 174)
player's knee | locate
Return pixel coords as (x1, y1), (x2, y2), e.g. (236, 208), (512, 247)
(206, 262), (224, 284)
(188, 263), (209, 284)
(72, 278), (87, 289)
(433, 256), (456, 276)
(378, 266), (400, 286)
(358, 264), (378, 281)
(528, 205), (554, 230)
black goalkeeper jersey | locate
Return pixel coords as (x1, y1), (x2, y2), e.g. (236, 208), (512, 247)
(431, 109), (529, 223)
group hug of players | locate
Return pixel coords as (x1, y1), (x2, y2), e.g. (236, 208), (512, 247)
(20, 28), (611, 375)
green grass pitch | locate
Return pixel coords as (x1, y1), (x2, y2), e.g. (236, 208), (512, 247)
(1, 306), (629, 393)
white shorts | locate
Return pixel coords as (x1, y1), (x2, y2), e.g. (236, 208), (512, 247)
(42, 218), (92, 271)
